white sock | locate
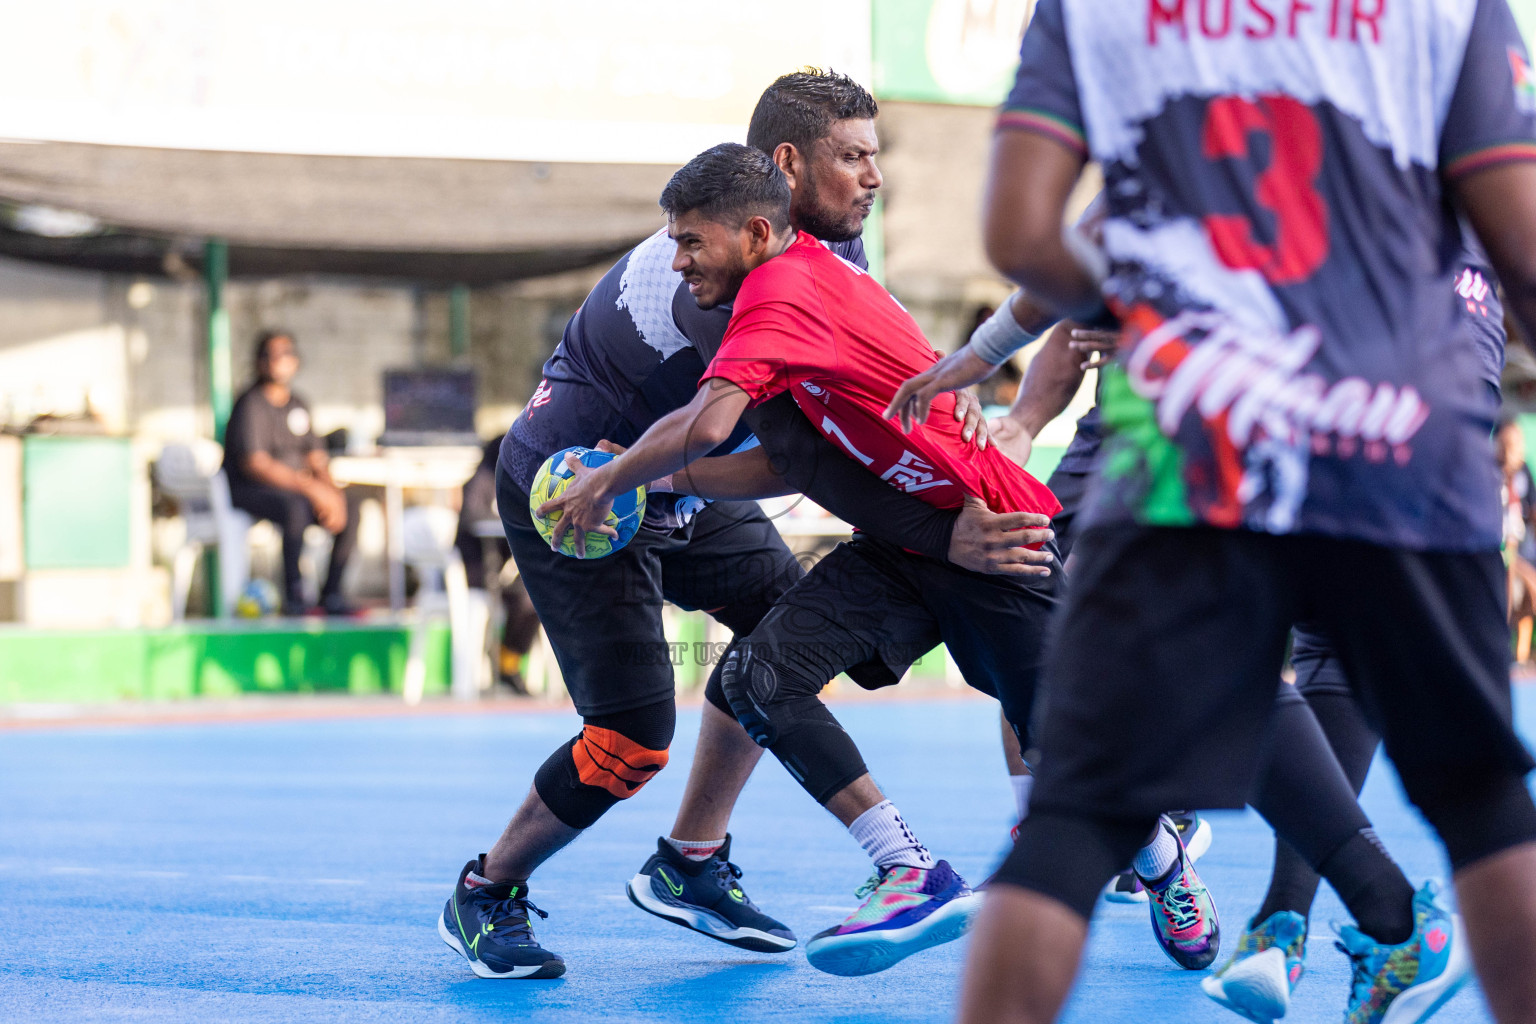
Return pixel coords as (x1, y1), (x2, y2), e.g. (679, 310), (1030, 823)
(665, 836), (725, 862)
(848, 800), (935, 871)
(466, 869), (495, 888)
(1132, 818), (1181, 882)
(1010, 774), (1034, 823)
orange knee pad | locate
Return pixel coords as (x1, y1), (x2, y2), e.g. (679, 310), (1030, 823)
(572, 724), (670, 800)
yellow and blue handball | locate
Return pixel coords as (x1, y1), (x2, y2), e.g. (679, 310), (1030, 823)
(530, 446), (646, 559)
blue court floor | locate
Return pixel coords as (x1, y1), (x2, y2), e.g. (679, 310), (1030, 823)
(1, 690), (1522, 1024)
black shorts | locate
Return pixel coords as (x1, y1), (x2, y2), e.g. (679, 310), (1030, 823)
(744, 533), (1065, 747)
(497, 464), (803, 716)
(1031, 524), (1533, 819)
(1044, 467), (1093, 562)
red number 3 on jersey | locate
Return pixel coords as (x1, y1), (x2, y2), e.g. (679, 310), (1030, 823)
(1201, 94), (1330, 286)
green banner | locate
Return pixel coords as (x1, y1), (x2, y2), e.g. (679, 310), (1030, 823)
(873, 0), (1036, 107)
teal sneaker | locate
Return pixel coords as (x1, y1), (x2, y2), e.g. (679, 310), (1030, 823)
(1139, 815), (1221, 970)
(1335, 882), (1469, 1024)
(1201, 910), (1308, 1022)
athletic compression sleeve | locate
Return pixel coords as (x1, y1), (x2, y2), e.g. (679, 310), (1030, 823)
(741, 393), (957, 561)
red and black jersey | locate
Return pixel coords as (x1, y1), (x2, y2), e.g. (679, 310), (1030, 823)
(706, 232), (1060, 520)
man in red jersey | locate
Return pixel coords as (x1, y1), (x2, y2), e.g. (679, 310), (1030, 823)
(542, 142), (1218, 977)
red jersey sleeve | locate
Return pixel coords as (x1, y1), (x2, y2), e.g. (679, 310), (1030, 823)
(705, 255), (836, 402)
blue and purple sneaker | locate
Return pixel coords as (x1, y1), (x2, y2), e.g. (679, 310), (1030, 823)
(804, 860), (983, 976)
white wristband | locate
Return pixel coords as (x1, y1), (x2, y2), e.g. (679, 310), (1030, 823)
(969, 292), (1042, 365)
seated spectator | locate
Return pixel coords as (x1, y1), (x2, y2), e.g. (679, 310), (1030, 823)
(223, 330), (362, 616)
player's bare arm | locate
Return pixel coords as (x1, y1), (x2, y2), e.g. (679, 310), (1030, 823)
(884, 290), (1061, 433)
(983, 131), (1097, 317)
(537, 377), (751, 553)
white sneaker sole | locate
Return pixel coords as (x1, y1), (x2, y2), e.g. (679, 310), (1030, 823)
(626, 873), (797, 952)
(1379, 914), (1471, 1024)
(1183, 817), (1214, 863)
(437, 913), (565, 979)
(1202, 946), (1291, 1023)
(805, 890), (984, 977)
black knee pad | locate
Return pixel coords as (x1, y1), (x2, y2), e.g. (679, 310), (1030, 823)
(720, 644), (782, 747)
(533, 699), (676, 830)
(1400, 762), (1536, 871)
(703, 643), (737, 718)
(721, 642), (868, 805)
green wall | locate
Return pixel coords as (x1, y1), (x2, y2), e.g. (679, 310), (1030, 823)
(0, 622), (450, 703)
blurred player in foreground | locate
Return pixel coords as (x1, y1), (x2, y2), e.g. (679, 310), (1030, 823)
(895, 218), (1511, 1020)
(957, 2), (1536, 1023)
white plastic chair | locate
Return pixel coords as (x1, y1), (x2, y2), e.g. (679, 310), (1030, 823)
(400, 504), (489, 704)
(154, 442), (255, 619)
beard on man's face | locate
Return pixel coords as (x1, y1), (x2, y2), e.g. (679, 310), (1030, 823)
(694, 248), (751, 310)
(792, 172), (869, 243)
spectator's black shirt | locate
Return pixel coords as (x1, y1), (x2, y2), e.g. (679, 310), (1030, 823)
(223, 385), (320, 488)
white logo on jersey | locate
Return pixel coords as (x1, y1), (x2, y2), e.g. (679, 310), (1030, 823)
(286, 407), (310, 438)
(529, 378), (554, 410)
(880, 450), (955, 494)
(1127, 311), (1431, 453)
(1456, 267), (1491, 304)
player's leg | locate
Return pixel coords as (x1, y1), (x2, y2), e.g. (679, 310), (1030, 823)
(1045, 466), (1219, 912)
(1317, 541), (1536, 1024)
(960, 525), (1297, 1024)
(999, 712), (1033, 834)
(1205, 632), (1386, 1020)
(439, 465), (680, 980)
(624, 500), (803, 950)
(1204, 672), (1409, 1022)
(722, 536), (980, 975)
(937, 548), (1224, 970)
(1250, 638), (1381, 926)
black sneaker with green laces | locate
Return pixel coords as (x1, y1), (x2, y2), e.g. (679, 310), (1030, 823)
(626, 835), (797, 952)
(439, 856), (565, 979)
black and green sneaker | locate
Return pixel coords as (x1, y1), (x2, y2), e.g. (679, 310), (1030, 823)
(439, 856), (565, 979)
(626, 835), (796, 952)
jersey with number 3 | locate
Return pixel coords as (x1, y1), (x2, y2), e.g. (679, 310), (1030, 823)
(705, 232), (1061, 520)
(1004, 0), (1536, 550)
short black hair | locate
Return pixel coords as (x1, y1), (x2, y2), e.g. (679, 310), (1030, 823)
(746, 68), (878, 156)
(254, 329), (295, 365)
(659, 143), (791, 232)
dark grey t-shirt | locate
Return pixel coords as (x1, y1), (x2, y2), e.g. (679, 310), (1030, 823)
(223, 385), (321, 488)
